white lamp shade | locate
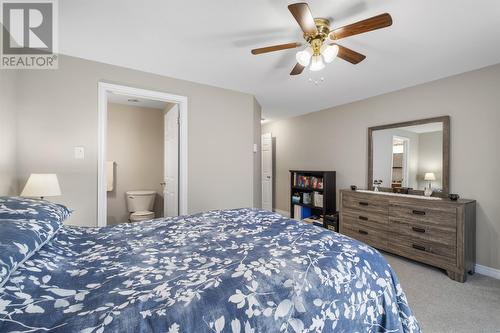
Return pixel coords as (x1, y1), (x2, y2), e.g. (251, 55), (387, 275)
(321, 44), (339, 63)
(424, 172), (436, 181)
(309, 55), (325, 71)
(296, 47), (313, 66)
(21, 174), (61, 198)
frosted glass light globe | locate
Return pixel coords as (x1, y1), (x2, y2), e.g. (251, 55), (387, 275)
(322, 44), (339, 63)
(309, 55), (325, 71)
(295, 47), (313, 66)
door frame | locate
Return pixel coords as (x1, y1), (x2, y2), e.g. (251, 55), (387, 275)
(97, 82), (188, 227)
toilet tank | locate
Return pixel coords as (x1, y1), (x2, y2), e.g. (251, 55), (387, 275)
(126, 190), (156, 212)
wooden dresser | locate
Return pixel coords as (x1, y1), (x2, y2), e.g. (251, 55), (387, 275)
(340, 190), (476, 282)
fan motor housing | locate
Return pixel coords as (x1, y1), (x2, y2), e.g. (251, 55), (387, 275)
(304, 18), (331, 39)
(305, 18), (331, 54)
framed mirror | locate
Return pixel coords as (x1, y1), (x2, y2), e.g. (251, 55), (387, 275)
(368, 116), (450, 195)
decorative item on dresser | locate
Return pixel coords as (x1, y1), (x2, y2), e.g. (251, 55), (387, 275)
(340, 189), (476, 282)
(289, 170), (336, 228)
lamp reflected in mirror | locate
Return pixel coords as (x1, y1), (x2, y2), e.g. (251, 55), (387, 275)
(424, 172), (436, 197)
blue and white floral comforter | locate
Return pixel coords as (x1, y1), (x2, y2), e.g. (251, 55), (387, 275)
(0, 207), (420, 332)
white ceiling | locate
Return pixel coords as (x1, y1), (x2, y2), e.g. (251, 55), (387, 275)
(107, 92), (172, 109)
(60, 0), (500, 120)
(402, 123), (443, 134)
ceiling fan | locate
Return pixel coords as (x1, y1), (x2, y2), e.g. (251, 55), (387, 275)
(251, 3), (392, 75)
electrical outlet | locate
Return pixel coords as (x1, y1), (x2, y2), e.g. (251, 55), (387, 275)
(74, 146), (85, 159)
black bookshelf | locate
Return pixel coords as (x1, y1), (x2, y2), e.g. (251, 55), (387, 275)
(289, 170), (336, 225)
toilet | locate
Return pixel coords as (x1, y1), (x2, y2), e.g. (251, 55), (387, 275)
(126, 190), (156, 222)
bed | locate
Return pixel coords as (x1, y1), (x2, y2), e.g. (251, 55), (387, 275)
(0, 197), (420, 332)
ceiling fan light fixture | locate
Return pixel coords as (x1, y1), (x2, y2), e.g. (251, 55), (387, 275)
(250, 3), (392, 76)
(309, 55), (325, 72)
(322, 44), (339, 63)
(295, 47), (313, 66)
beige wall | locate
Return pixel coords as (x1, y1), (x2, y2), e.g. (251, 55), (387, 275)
(15, 55), (257, 226)
(106, 103), (164, 224)
(253, 97), (262, 208)
(417, 131), (443, 190)
(0, 70), (18, 195)
(264, 63), (500, 270)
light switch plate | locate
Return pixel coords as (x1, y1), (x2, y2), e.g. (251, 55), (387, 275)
(74, 146), (85, 159)
(253, 144), (258, 153)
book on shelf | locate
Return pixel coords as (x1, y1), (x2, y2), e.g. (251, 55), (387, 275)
(293, 173), (324, 189)
(294, 205), (312, 220)
(293, 205), (301, 220)
(301, 206), (312, 219)
(313, 192), (323, 207)
(303, 192), (312, 204)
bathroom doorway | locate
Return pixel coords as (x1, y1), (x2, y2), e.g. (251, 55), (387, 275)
(391, 136), (409, 188)
(97, 83), (188, 227)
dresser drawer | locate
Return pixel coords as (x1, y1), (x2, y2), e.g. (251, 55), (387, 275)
(390, 234), (457, 261)
(389, 203), (457, 228)
(343, 208), (389, 226)
(389, 218), (456, 247)
(387, 240), (457, 271)
(342, 192), (389, 215)
(342, 215), (390, 234)
(341, 222), (389, 250)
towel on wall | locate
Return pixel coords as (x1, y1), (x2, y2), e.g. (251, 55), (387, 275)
(107, 161), (114, 192)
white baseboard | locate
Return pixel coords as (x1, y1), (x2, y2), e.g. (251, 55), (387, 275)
(475, 264), (500, 280)
(274, 209), (290, 217)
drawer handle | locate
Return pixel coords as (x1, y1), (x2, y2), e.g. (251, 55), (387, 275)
(412, 244), (426, 251)
(359, 202), (369, 206)
(412, 227), (426, 233)
(412, 210), (426, 215)
(358, 216), (368, 221)
(358, 229), (368, 235)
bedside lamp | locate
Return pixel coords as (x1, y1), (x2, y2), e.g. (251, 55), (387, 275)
(423, 172), (436, 197)
(21, 174), (61, 200)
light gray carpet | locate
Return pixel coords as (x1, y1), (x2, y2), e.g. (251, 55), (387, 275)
(384, 253), (500, 333)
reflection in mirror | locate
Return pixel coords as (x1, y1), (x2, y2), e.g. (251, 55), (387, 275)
(372, 122), (443, 192)
(391, 136), (408, 188)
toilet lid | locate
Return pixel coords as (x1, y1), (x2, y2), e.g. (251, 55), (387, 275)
(131, 211), (154, 217)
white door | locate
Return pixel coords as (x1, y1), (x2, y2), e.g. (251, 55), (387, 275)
(164, 104), (179, 217)
(261, 133), (273, 211)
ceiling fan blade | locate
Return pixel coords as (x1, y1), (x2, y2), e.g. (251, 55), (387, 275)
(334, 44), (366, 64)
(290, 63), (305, 75)
(251, 42), (301, 55)
(330, 13), (392, 40)
(288, 3), (318, 35)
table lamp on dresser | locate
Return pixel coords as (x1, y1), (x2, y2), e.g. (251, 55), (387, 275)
(423, 172), (436, 197)
(20, 174), (61, 200)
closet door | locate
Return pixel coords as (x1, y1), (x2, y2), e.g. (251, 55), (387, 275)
(261, 133), (273, 211)
(164, 104), (179, 217)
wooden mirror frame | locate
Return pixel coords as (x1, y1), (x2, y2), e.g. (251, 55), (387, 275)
(368, 116), (450, 195)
